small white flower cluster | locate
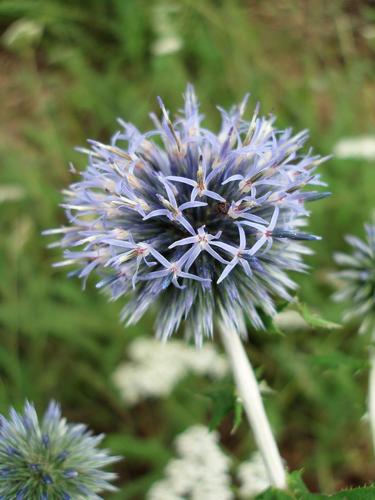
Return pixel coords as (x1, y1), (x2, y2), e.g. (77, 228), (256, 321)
(0, 184), (25, 203)
(333, 136), (375, 160)
(148, 427), (271, 499)
(237, 453), (271, 498)
(2, 19), (43, 51)
(113, 338), (228, 405)
(151, 2), (183, 56)
(147, 426), (233, 500)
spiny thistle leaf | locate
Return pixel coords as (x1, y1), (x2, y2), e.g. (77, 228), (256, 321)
(294, 301), (341, 330)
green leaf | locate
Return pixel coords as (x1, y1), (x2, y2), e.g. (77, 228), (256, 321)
(328, 486), (375, 499)
(258, 309), (286, 337)
(105, 433), (170, 465)
(231, 396), (243, 434)
(204, 383), (241, 431)
(288, 471), (311, 496)
(255, 487), (310, 499)
(255, 488), (294, 499)
(256, 471), (311, 499)
(310, 352), (366, 371)
(294, 301), (341, 330)
(256, 471), (375, 499)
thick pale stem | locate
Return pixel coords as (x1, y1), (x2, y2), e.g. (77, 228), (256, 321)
(219, 322), (287, 489)
(369, 348), (375, 454)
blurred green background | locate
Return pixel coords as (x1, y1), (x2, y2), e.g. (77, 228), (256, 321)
(1, 0), (375, 497)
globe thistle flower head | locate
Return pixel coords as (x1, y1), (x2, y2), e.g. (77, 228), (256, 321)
(333, 223), (375, 334)
(46, 85), (329, 345)
(0, 400), (119, 499)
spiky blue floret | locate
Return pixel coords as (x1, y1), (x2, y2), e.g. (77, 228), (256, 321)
(0, 401), (119, 499)
(45, 85), (329, 344)
(333, 223), (375, 334)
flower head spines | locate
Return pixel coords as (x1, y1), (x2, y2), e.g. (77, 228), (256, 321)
(46, 85), (328, 344)
(0, 401), (119, 499)
(333, 223), (375, 334)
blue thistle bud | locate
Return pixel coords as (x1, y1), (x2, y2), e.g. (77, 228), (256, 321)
(29, 463), (41, 471)
(333, 223), (375, 334)
(63, 468), (78, 478)
(56, 450), (69, 463)
(45, 85), (329, 345)
(16, 488), (27, 500)
(42, 433), (50, 448)
(0, 401), (120, 499)
(42, 473), (53, 485)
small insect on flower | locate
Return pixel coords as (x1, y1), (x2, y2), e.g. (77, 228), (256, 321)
(0, 401), (119, 499)
(333, 223), (375, 334)
(45, 85), (329, 345)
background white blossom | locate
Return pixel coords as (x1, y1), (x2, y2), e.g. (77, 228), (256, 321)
(113, 338), (228, 405)
(151, 2), (182, 57)
(147, 425), (233, 500)
(333, 136), (375, 160)
(237, 452), (271, 498)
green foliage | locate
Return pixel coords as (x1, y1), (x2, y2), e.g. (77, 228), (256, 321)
(257, 472), (375, 499)
(255, 472), (310, 499)
(1, 0), (375, 497)
(205, 382), (243, 432)
(294, 302), (342, 330)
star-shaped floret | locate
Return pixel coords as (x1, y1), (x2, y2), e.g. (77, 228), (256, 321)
(102, 235), (154, 288)
(143, 177), (206, 234)
(239, 206), (280, 254)
(167, 154), (226, 202)
(143, 249), (211, 289)
(169, 226), (229, 271)
(211, 225), (253, 283)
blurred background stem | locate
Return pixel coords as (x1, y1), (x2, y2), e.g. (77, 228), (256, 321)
(368, 343), (375, 455)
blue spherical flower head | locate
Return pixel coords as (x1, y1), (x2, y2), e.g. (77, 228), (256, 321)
(0, 401), (119, 499)
(333, 223), (375, 334)
(46, 85), (329, 345)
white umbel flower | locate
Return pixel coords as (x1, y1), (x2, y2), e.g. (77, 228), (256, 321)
(333, 136), (375, 160)
(148, 426), (233, 500)
(237, 452), (271, 498)
(151, 2), (182, 56)
(0, 184), (25, 203)
(113, 338), (227, 405)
